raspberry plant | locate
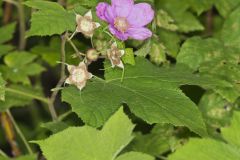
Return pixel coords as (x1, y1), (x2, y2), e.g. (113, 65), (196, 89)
(0, 0), (240, 160)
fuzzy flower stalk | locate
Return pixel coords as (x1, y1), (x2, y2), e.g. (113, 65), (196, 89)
(96, 0), (154, 41)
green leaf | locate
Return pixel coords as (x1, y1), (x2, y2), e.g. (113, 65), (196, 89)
(122, 48), (135, 65)
(0, 85), (44, 112)
(156, 0), (204, 33)
(156, 10), (178, 31)
(0, 45), (14, 58)
(169, 112), (240, 160)
(41, 121), (69, 134)
(177, 37), (240, 102)
(0, 155), (36, 160)
(115, 152), (154, 160)
(0, 51), (45, 85)
(215, 0), (240, 18)
(168, 138), (240, 160)
(221, 6), (240, 48)
(157, 29), (181, 58)
(35, 107), (153, 160)
(177, 37), (223, 70)
(187, 0), (213, 15)
(199, 92), (233, 128)
(134, 40), (152, 57)
(0, 23), (16, 58)
(0, 74), (5, 101)
(71, 0), (98, 7)
(221, 112), (240, 147)
(24, 1), (75, 36)
(61, 58), (234, 136)
(175, 12), (204, 33)
(0, 22), (16, 44)
(127, 124), (175, 156)
(149, 43), (166, 65)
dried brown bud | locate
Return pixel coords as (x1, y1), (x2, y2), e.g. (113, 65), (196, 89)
(86, 49), (99, 61)
(65, 62), (93, 90)
(76, 11), (101, 37)
(107, 42), (125, 69)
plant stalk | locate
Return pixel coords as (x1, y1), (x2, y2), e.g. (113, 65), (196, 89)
(48, 34), (68, 121)
(6, 110), (33, 154)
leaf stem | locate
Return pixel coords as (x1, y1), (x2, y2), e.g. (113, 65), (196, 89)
(5, 88), (49, 104)
(58, 110), (72, 121)
(6, 110), (33, 155)
(67, 37), (85, 57)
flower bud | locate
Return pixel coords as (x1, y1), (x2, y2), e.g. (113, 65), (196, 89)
(87, 49), (99, 61)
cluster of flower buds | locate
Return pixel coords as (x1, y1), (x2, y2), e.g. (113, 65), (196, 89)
(66, 0), (154, 90)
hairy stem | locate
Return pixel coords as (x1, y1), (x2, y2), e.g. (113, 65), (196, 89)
(6, 110), (33, 155)
(48, 34), (68, 121)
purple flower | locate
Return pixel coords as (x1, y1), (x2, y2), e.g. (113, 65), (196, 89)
(96, 0), (154, 41)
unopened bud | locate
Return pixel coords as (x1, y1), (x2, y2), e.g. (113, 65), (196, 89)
(87, 49), (99, 61)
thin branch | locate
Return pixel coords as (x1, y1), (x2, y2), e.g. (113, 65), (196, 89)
(48, 34), (68, 121)
(67, 38), (85, 57)
(6, 110), (33, 155)
(205, 8), (213, 36)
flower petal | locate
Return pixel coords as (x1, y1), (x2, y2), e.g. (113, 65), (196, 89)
(127, 3), (154, 27)
(76, 14), (82, 23)
(77, 81), (86, 90)
(109, 25), (129, 41)
(117, 60), (124, 69)
(65, 77), (72, 84)
(84, 10), (93, 19)
(96, 2), (109, 21)
(113, 0), (133, 17)
(104, 6), (116, 24)
(111, 0), (133, 6)
(127, 27), (152, 40)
